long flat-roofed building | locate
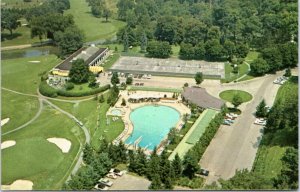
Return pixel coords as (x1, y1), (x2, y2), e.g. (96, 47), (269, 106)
(51, 45), (109, 78)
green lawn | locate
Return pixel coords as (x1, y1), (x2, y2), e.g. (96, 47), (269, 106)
(1, 90), (39, 134)
(102, 53), (121, 70)
(50, 93), (124, 149)
(219, 90), (253, 103)
(1, 25), (48, 47)
(65, 0), (126, 42)
(1, 55), (61, 94)
(245, 51), (260, 62)
(222, 62), (250, 83)
(2, 106), (84, 190)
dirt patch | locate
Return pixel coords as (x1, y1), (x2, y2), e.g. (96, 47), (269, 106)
(28, 61), (41, 63)
(47, 138), (71, 153)
(2, 180), (33, 190)
(1, 118), (10, 126)
(1, 140), (16, 150)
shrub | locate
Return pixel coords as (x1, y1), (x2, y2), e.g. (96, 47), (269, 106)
(65, 82), (74, 90)
(39, 81), (58, 97)
(39, 81), (110, 98)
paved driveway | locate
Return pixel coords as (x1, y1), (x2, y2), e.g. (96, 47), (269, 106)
(200, 72), (283, 184)
(108, 174), (150, 190)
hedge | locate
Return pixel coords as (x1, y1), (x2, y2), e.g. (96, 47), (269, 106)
(39, 81), (110, 97)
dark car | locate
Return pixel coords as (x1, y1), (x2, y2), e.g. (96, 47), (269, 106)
(200, 169), (209, 176)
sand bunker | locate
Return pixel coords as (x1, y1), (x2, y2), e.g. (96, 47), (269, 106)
(1, 140), (16, 150)
(2, 180), (33, 190)
(47, 138), (71, 153)
(1, 118), (10, 126)
(28, 61), (41, 63)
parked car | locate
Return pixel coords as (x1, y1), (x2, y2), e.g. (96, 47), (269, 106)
(99, 178), (113, 187)
(94, 183), (108, 190)
(229, 113), (238, 118)
(106, 173), (117, 179)
(225, 119), (234, 123)
(200, 169), (209, 176)
(254, 118), (266, 126)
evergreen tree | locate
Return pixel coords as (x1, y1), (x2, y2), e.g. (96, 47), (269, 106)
(195, 72), (204, 85)
(140, 31), (148, 53)
(111, 72), (120, 85)
(99, 94), (105, 103)
(123, 30), (129, 52)
(183, 152), (199, 179)
(284, 68), (291, 77)
(83, 144), (94, 165)
(256, 99), (268, 118)
(98, 137), (109, 153)
(149, 174), (163, 190)
(172, 153), (183, 178)
(136, 148), (148, 175)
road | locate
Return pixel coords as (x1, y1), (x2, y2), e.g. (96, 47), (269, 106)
(200, 72), (283, 184)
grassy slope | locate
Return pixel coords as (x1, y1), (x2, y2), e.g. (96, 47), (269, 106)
(1, 55), (61, 94)
(65, 0), (126, 42)
(252, 76), (298, 179)
(2, 106), (84, 190)
(219, 90), (253, 103)
(1, 90), (39, 133)
(50, 94), (124, 149)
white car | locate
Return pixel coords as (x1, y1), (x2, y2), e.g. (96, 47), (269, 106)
(106, 173), (117, 179)
(229, 113), (238, 118)
(94, 183), (108, 190)
(99, 178), (113, 187)
(254, 118), (266, 126)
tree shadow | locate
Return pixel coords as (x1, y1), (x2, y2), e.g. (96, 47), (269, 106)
(1, 32), (22, 41)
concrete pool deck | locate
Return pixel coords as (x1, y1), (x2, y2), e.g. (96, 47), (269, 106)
(112, 90), (190, 155)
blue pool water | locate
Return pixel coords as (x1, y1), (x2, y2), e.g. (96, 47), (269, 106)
(125, 105), (180, 150)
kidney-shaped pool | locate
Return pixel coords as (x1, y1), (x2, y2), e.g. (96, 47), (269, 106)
(125, 105), (180, 150)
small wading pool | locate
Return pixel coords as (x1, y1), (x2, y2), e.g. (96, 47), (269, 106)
(111, 109), (123, 116)
(125, 105), (180, 150)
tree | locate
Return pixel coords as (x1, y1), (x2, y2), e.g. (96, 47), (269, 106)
(183, 152), (199, 179)
(146, 41), (172, 58)
(235, 43), (249, 58)
(88, 74), (98, 88)
(123, 30), (129, 52)
(65, 82), (74, 90)
(261, 47), (283, 71)
(149, 174), (162, 190)
(121, 98), (126, 106)
(69, 59), (91, 84)
(284, 68), (291, 77)
(99, 94), (105, 103)
(103, 7), (111, 22)
(111, 72), (120, 85)
(250, 58), (269, 76)
(224, 40), (236, 61)
(83, 144), (94, 165)
(140, 31), (148, 53)
(172, 154), (183, 178)
(256, 99), (268, 118)
(1, 9), (21, 36)
(205, 39), (224, 61)
(126, 77), (133, 85)
(194, 43), (205, 60)
(179, 43), (195, 60)
(54, 26), (85, 56)
(232, 94), (243, 109)
(168, 127), (179, 145)
(194, 72), (204, 85)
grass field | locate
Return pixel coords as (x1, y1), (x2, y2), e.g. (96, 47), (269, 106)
(186, 109), (218, 144)
(1, 90), (39, 134)
(219, 90), (253, 103)
(1, 55), (61, 94)
(222, 62), (250, 83)
(50, 93), (124, 149)
(2, 105), (84, 190)
(169, 109), (218, 160)
(1, 25), (48, 47)
(102, 53), (121, 70)
(65, 0), (126, 42)
(245, 51), (260, 62)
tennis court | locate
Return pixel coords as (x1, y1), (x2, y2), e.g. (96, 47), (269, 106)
(168, 109), (218, 160)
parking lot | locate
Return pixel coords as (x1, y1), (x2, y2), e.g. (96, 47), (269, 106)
(108, 174), (150, 190)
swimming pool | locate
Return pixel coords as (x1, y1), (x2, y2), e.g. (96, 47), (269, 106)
(111, 109), (123, 116)
(125, 105), (180, 150)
